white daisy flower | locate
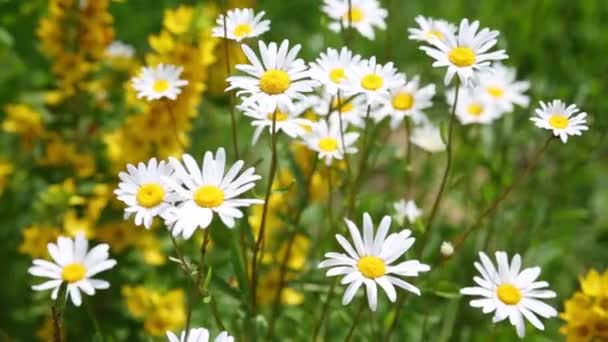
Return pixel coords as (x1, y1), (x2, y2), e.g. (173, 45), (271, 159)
(163, 148), (263, 239)
(477, 63), (530, 114)
(318, 213), (430, 311)
(227, 40), (318, 111)
(240, 100), (312, 143)
(308, 47), (362, 95)
(460, 251), (558, 338)
(375, 75), (436, 129)
(449, 88), (500, 125)
(166, 328), (234, 342)
(212, 8), (270, 42)
(409, 124), (446, 153)
(408, 15), (457, 43)
(114, 158), (177, 229)
(530, 100), (589, 143)
(28, 233), (116, 306)
(393, 199), (422, 225)
(322, 0), (388, 40)
(420, 18), (508, 86)
(311, 93), (369, 128)
(105, 40), (135, 59)
(343, 57), (405, 105)
(303, 119), (359, 166)
(131, 64), (189, 101)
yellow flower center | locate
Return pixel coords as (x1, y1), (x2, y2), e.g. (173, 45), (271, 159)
(344, 7), (364, 23)
(392, 92), (415, 110)
(233, 23), (253, 38)
(332, 98), (354, 114)
(62, 262), (87, 283)
(426, 30), (445, 41)
(549, 114), (569, 129)
(193, 185), (225, 208)
(259, 69), (291, 95)
(467, 103), (484, 117)
(266, 110), (289, 122)
(152, 79), (170, 93)
(448, 47), (476, 67)
(496, 283), (522, 305)
(318, 137), (339, 152)
(357, 256), (386, 279)
(361, 74), (384, 91)
(487, 86), (504, 98)
(136, 183), (165, 208)
(329, 68), (346, 84)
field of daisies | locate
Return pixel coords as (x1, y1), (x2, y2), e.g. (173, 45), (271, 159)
(1, 0), (607, 341)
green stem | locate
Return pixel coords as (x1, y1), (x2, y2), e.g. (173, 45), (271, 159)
(312, 278), (337, 341)
(222, 0), (240, 161)
(344, 299), (366, 342)
(404, 119), (412, 197)
(419, 80), (460, 253)
(250, 108), (280, 321)
(336, 91), (352, 180)
(84, 297), (103, 340)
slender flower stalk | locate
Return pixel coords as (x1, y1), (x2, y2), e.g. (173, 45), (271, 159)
(347, 104), (372, 215)
(384, 81), (460, 342)
(266, 156), (318, 338)
(336, 91), (353, 178)
(185, 229), (211, 340)
(404, 118), (413, 196)
(251, 108), (280, 315)
(345, 299), (367, 342)
(420, 79), (460, 250)
(221, 0), (240, 161)
(164, 100), (185, 149)
(453, 135), (554, 250)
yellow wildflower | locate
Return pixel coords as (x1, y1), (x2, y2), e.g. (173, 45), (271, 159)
(257, 269), (304, 306)
(63, 210), (95, 238)
(96, 222), (137, 253)
(561, 269), (608, 341)
(0, 161), (13, 195)
(18, 225), (61, 258)
(3, 104), (45, 149)
(163, 5), (193, 35)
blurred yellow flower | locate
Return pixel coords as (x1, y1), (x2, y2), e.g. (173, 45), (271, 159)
(123, 285), (185, 336)
(96, 222), (137, 253)
(63, 210), (95, 238)
(164, 5), (193, 35)
(257, 269), (304, 306)
(2, 104), (45, 149)
(0, 161), (13, 195)
(18, 225), (61, 258)
(561, 269), (608, 341)
(122, 285), (156, 318)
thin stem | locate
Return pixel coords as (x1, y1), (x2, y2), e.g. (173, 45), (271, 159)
(164, 100), (185, 150)
(384, 294), (409, 341)
(51, 284), (66, 342)
(337, 91), (352, 179)
(84, 298), (102, 339)
(266, 156), (318, 338)
(344, 299), (367, 342)
(185, 229), (211, 340)
(404, 119), (412, 197)
(346, 0), (353, 46)
(312, 279), (338, 341)
(250, 109), (280, 317)
(420, 80), (460, 252)
(454, 135), (554, 250)
(346, 105), (372, 216)
(222, 0), (240, 160)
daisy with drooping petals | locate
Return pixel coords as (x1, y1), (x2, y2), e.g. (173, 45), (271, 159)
(308, 47), (362, 95)
(28, 233), (117, 306)
(115, 158), (177, 229)
(478, 63), (530, 114)
(449, 88), (500, 125)
(375, 75), (436, 128)
(420, 19), (508, 86)
(131, 64), (189, 101)
(461, 251), (558, 338)
(163, 148), (263, 239)
(311, 93), (368, 128)
(343, 57), (405, 105)
(303, 119), (359, 166)
(212, 8), (270, 42)
(227, 40), (318, 110)
(530, 100), (588, 143)
(322, 0), (388, 40)
(166, 328), (234, 342)
(408, 15), (456, 43)
(410, 124), (446, 153)
(240, 100), (312, 143)
(318, 213), (430, 311)
(393, 199), (422, 225)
